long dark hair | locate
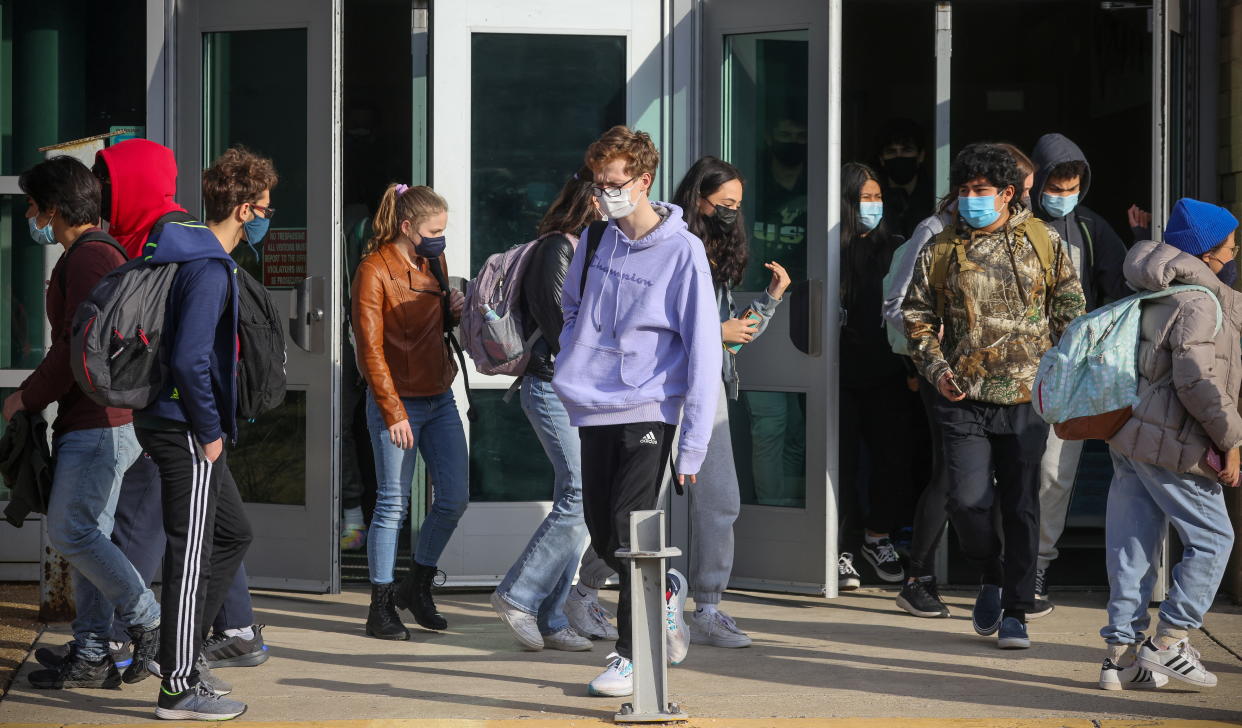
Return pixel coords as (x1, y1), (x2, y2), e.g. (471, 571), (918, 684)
(841, 162), (899, 303)
(538, 166), (599, 237)
(673, 156), (748, 288)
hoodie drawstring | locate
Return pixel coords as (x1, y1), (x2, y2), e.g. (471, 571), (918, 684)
(612, 245), (634, 338)
(591, 232), (621, 333)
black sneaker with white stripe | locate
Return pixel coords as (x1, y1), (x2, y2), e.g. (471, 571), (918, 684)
(1029, 567), (1054, 620)
(860, 538), (905, 583)
(1137, 636), (1217, 688)
(1099, 657), (1168, 691)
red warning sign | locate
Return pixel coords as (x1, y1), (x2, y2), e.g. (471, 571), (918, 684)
(263, 228), (308, 288)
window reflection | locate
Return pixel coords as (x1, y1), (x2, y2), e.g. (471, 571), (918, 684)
(729, 391), (807, 508)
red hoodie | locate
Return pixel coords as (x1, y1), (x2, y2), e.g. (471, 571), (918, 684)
(96, 139), (186, 258)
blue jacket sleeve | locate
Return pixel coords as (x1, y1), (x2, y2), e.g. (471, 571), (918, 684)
(170, 262), (229, 445)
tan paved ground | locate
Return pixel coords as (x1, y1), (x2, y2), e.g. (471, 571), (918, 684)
(0, 587), (1239, 724)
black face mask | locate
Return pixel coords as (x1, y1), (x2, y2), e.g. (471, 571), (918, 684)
(882, 155), (919, 186)
(711, 204), (739, 228)
(772, 141), (806, 167)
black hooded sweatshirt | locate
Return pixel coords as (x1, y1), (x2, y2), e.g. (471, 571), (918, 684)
(1030, 133), (1129, 312)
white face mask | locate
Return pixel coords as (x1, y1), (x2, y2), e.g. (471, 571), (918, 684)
(599, 183), (640, 220)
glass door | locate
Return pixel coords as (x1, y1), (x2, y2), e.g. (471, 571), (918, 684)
(700, 0), (837, 594)
(175, 0), (341, 592)
(433, 0), (664, 582)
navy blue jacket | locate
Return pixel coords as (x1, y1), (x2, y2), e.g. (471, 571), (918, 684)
(139, 221), (239, 445)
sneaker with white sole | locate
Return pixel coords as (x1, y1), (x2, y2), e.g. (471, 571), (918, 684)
(664, 569), (690, 665)
(588, 652), (633, 697)
(155, 682), (247, 721)
(1099, 657), (1168, 691)
(1137, 636), (1217, 688)
(838, 553), (861, 591)
(146, 655), (232, 696)
(565, 591), (619, 641)
(490, 591), (544, 651)
(544, 626), (592, 651)
(860, 538), (905, 583)
(688, 609), (752, 648)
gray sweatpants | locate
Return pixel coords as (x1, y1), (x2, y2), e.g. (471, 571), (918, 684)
(1037, 430), (1084, 571)
(576, 381), (739, 606)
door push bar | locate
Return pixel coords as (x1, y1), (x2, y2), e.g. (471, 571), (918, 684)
(614, 509), (688, 724)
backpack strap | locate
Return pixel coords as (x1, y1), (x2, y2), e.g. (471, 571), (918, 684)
(1021, 218), (1060, 310)
(57, 231), (128, 290)
(143, 210), (197, 259)
(425, 256), (477, 422)
(1134, 284), (1224, 336)
(927, 226), (964, 319)
(578, 220), (609, 299)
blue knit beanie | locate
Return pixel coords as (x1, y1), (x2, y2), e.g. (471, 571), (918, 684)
(1165, 198), (1239, 256)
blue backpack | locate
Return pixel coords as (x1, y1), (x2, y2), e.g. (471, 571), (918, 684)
(1032, 284), (1221, 440)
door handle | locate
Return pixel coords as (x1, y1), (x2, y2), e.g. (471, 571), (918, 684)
(290, 276), (326, 353)
(788, 278), (823, 357)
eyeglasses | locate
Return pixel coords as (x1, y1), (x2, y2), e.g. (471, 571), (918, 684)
(249, 203), (276, 221)
(590, 175), (638, 200)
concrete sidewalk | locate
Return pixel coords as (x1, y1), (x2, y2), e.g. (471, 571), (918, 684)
(0, 587), (1239, 724)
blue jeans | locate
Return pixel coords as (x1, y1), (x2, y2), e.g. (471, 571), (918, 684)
(47, 424), (157, 661)
(1102, 450), (1235, 645)
(496, 377), (587, 634)
(365, 389), (469, 583)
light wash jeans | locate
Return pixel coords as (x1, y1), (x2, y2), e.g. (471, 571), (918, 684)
(47, 424), (157, 661)
(1101, 450), (1235, 645)
(495, 377), (587, 634)
(365, 389), (469, 583)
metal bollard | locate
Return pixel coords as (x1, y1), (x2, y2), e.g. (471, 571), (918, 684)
(40, 520), (75, 623)
(614, 509), (688, 724)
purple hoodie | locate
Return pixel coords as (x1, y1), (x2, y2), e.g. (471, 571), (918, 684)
(552, 202), (722, 475)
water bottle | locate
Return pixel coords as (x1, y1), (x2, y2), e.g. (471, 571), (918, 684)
(482, 305), (501, 322)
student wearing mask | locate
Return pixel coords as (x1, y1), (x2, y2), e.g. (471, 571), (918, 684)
(489, 170), (599, 654)
(135, 147), (273, 720)
(553, 126), (720, 698)
(876, 118), (935, 239)
(1099, 199), (1239, 691)
(4, 157), (158, 691)
(883, 142), (1035, 618)
(352, 185), (468, 641)
(1029, 133), (1130, 618)
(902, 143), (1085, 650)
(838, 162), (910, 586)
(671, 156), (790, 647)
(748, 115), (808, 289)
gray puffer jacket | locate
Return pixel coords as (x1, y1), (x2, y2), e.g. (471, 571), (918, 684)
(1109, 241), (1242, 476)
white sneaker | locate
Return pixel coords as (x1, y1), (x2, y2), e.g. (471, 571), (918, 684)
(665, 569), (690, 665)
(588, 652), (633, 697)
(565, 591), (619, 641)
(1137, 636), (1217, 688)
(1099, 657), (1168, 691)
(490, 591), (544, 651)
(838, 553), (861, 591)
(688, 609), (752, 648)
(543, 626), (592, 652)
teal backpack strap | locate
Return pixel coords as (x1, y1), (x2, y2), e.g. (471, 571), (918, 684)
(1134, 284), (1223, 335)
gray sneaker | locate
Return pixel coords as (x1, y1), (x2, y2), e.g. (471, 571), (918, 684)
(155, 682), (247, 721)
(490, 591), (544, 651)
(542, 626), (592, 652)
(147, 655), (232, 696)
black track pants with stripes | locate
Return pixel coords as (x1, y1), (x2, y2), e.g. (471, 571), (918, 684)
(137, 428), (253, 692)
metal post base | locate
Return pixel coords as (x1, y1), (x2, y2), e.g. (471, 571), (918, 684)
(615, 701), (688, 724)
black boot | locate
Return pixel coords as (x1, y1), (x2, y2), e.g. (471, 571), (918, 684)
(366, 582), (410, 640)
(396, 563), (448, 631)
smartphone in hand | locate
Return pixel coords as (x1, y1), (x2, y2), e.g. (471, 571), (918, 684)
(725, 309), (762, 355)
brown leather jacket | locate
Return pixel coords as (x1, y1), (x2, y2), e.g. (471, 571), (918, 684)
(351, 243), (456, 427)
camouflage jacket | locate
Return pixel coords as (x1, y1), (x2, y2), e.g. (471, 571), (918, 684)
(901, 207), (1086, 405)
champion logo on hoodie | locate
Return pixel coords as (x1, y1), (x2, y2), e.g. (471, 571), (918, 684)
(590, 259), (656, 288)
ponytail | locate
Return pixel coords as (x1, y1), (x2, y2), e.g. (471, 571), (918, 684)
(366, 183), (449, 255)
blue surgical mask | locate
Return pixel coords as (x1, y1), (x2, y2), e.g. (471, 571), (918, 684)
(28, 213), (57, 246)
(244, 214), (270, 247)
(1041, 192), (1079, 219)
(1217, 259), (1238, 288)
(415, 235), (447, 259)
(959, 195), (1001, 229)
(858, 201), (883, 233)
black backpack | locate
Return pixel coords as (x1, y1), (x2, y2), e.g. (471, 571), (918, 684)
(235, 267), (287, 419)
